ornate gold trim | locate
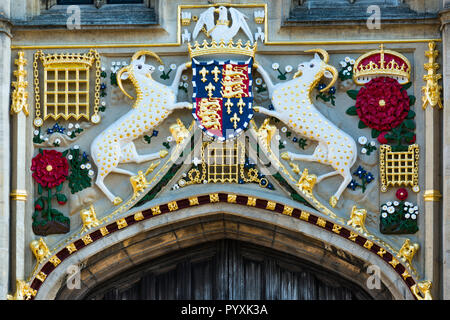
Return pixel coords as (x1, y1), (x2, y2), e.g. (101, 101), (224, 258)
(188, 39), (257, 58)
(10, 189), (28, 201)
(422, 41), (443, 109)
(423, 189), (442, 201)
(353, 44), (411, 85)
(11, 51), (29, 116)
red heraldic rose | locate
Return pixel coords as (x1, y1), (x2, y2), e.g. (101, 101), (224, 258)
(31, 150), (69, 188)
(355, 77), (410, 132)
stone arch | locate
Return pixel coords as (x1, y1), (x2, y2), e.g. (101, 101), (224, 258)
(31, 193), (414, 300)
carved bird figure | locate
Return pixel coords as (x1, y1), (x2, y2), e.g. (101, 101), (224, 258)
(192, 6), (254, 43)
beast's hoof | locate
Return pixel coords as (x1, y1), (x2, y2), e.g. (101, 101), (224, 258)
(113, 197), (123, 206)
(281, 152), (290, 160)
(159, 149), (169, 158)
(329, 196), (338, 208)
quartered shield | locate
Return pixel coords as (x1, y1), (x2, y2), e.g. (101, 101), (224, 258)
(192, 58), (254, 141)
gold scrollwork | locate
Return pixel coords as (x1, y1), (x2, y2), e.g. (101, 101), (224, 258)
(7, 280), (36, 300)
(11, 51), (29, 116)
(397, 239), (419, 264)
(411, 280), (433, 300)
(30, 238), (50, 264)
(422, 42), (442, 109)
(80, 204), (100, 233)
(347, 206), (367, 233)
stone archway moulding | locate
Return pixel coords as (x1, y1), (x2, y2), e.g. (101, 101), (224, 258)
(25, 191), (419, 300)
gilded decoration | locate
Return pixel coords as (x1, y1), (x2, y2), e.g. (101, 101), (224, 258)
(422, 42), (443, 109)
(11, 51), (29, 116)
(12, 2), (440, 301)
(379, 144), (419, 192)
(33, 49), (102, 127)
(353, 44), (411, 85)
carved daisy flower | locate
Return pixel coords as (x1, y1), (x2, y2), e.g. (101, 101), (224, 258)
(285, 65), (293, 73)
(255, 78), (263, 85)
(387, 207), (395, 214)
(88, 170), (95, 176)
(182, 75), (188, 81)
(167, 136), (173, 142)
(382, 212), (387, 218)
(158, 65), (165, 72)
(272, 63), (279, 70)
(170, 64), (177, 70)
(358, 136), (368, 145)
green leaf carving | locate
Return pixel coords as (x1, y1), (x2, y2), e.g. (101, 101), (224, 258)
(346, 90), (359, 100)
(346, 106), (357, 116)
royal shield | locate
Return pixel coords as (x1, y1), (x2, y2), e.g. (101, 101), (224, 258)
(192, 58), (254, 141)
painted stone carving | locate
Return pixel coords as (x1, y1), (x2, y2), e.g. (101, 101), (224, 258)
(31, 149), (70, 235)
(255, 49), (357, 208)
(193, 6), (254, 43)
(91, 50), (191, 205)
(380, 188), (419, 234)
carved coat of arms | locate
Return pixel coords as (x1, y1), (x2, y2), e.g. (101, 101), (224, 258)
(192, 58), (254, 141)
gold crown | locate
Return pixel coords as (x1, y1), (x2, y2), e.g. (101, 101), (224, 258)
(353, 44), (411, 85)
(188, 39), (257, 59)
(40, 52), (96, 68)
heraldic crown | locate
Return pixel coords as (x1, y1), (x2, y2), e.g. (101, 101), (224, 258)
(39, 51), (96, 68)
(353, 44), (411, 85)
(188, 39), (257, 59)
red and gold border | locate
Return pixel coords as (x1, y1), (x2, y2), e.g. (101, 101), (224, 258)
(25, 192), (419, 300)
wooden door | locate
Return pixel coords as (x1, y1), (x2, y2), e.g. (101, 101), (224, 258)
(85, 239), (372, 300)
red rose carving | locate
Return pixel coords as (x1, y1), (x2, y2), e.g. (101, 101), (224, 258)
(355, 77), (410, 132)
(396, 188), (408, 201)
(31, 150), (69, 189)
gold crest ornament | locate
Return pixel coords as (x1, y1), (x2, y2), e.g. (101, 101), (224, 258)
(411, 280), (433, 300)
(80, 204), (100, 232)
(130, 171), (150, 195)
(353, 44), (411, 85)
(30, 238), (50, 264)
(397, 238), (419, 264)
(170, 119), (190, 144)
(11, 51), (29, 116)
(7, 280), (36, 300)
(422, 41), (443, 109)
(347, 205), (367, 233)
(296, 168), (317, 195)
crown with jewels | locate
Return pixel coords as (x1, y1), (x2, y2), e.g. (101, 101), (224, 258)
(188, 39), (257, 59)
(40, 52), (96, 68)
(353, 44), (411, 85)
